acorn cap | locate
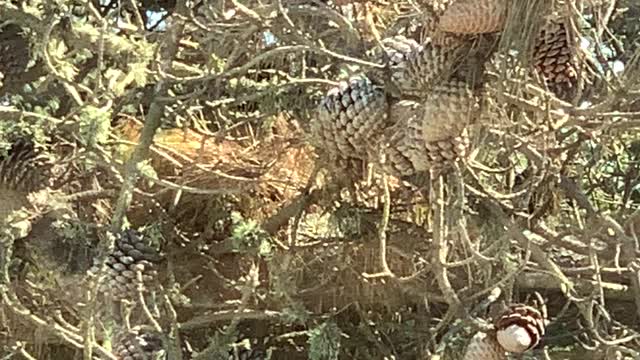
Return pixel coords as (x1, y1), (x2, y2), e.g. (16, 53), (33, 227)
(494, 304), (546, 353)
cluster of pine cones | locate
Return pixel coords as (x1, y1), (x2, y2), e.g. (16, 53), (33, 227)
(309, 0), (564, 358)
(310, 0), (579, 180)
(0, 141), (163, 302)
(0, 1), (569, 358)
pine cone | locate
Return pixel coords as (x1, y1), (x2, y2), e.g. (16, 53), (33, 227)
(0, 140), (51, 221)
(0, 140), (91, 279)
(462, 304), (546, 360)
(397, 1), (461, 52)
(369, 36), (468, 97)
(533, 19), (578, 100)
(380, 100), (426, 177)
(312, 76), (389, 161)
(463, 332), (508, 360)
(437, 0), (507, 35)
(494, 304), (546, 353)
(114, 326), (165, 360)
(424, 130), (470, 169)
(379, 81), (477, 177)
(423, 81), (479, 142)
(421, 81), (479, 168)
(94, 229), (163, 300)
(0, 23), (30, 79)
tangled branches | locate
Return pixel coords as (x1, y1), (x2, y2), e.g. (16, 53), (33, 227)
(0, 0), (639, 359)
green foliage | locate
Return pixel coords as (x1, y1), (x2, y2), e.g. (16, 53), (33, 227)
(308, 321), (342, 360)
(77, 104), (111, 147)
(281, 304), (312, 324)
(0, 120), (49, 149)
(229, 211), (273, 257)
(137, 159), (159, 188)
(0, 209), (32, 243)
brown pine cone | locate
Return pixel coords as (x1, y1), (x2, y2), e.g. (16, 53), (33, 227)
(93, 229), (163, 300)
(0, 140), (92, 279)
(379, 81), (477, 177)
(533, 19), (578, 100)
(422, 81), (479, 142)
(463, 332), (508, 360)
(368, 36), (422, 95)
(494, 304), (546, 353)
(424, 130), (470, 169)
(0, 23), (30, 79)
(379, 100), (425, 177)
(113, 326), (165, 360)
(312, 76), (389, 162)
(418, 0), (456, 14)
(421, 81), (479, 168)
(414, 0), (467, 47)
(0, 140), (51, 221)
(437, 0), (507, 35)
(369, 36), (468, 97)
(462, 303), (546, 360)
